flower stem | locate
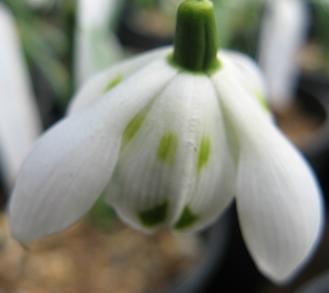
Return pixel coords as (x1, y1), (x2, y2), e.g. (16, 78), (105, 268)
(171, 0), (220, 74)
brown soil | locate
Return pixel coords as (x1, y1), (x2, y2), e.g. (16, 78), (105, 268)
(0, 215), (201, 293)
(275, 103), (323, 148)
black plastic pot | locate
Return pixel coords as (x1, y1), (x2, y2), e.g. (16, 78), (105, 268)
(298, 74), (329, 201)
(0, 165), (7, 208)
(169, 210), (232, 293)
(297, 270), (329, 293)
(201, 206), (264, 293)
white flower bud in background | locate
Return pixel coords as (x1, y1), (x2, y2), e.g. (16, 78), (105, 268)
(74, 0), (124, 87)
(258, 0), (308, 110)
(159, 0), (183, 16)
(25, 0), (56, 9)
(0, 3), (41, 188)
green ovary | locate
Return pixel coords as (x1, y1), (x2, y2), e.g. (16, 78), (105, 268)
(157, 132), (178, 164)
(197, 136), (211, 172)
(138, 201), (168, 227)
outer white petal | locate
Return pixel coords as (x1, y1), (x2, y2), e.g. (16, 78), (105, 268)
(69, 47), (172, 113)
(212, 64), (323, 283)
(220, 50), (265, 95)
(105, 73), (234, 232)
(258, 0), (308, 109)
(220, 50), (269, 113)
(9, 59), (176, 244)
(74, 0), (124, 86)
(0, 4), (41, 187)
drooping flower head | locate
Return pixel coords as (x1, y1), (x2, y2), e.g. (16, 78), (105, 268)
(9, 0), (323, 284)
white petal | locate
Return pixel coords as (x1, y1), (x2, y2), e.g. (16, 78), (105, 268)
(212, 65), (323, 283)
(0, 4), (41, 187)
(106, 73), (234, 232)
(69, 47), (172, 113)
(9, 59), (177, 244)
(219, 50), (269, 113)
(258, 0), (308, 109)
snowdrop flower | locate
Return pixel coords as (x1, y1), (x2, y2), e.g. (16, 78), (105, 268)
(0, 3), (41, 188)
(258, 0), (308, 109)
(9, 0), (323, 284)
(74, 0), (123, 87)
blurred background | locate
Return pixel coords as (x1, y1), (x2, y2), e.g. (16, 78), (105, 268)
(0, 0), (329, 292)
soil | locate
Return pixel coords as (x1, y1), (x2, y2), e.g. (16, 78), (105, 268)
(299, 42), (329, 75)
(0, 215), (201, 293)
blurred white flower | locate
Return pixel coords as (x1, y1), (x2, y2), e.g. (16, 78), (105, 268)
(159, 0), (183, 16)
(258, 0), (308, 109)
(74, 0), (124, 87)
(0, 3), (41, 188)
(25, 0), (55, 9)
(9, 46), (322, 283)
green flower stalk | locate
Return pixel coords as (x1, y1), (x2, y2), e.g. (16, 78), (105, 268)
(171, 0), (219, 73)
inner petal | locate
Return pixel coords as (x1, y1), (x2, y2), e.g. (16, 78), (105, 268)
(105, 73), (235, 233)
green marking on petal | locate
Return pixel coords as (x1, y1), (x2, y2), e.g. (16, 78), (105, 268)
(256, 91), (270, 112)
(174, 206), (198, 229)
(103, 74), (123, 93)
(122, 109), (148, 146)
(157, 132), (178, 164)
(139, 201), (168, 227)
(197, 136), (211, 172)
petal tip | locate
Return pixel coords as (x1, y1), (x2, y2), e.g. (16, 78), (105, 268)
(255, 215), (324, 285)
(9, 218), (33, 247)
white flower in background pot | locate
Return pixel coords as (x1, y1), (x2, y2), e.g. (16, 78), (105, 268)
(74, 0), (124, 87)
(9, 0), (323, 284)
(0, 3), (41, 188)
(258, 0), (309, 110)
